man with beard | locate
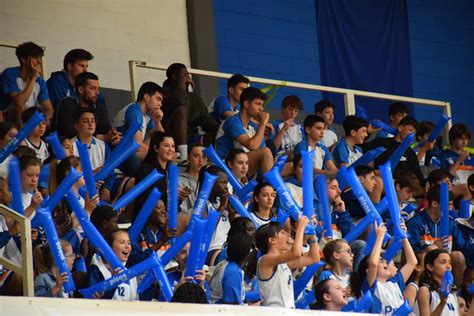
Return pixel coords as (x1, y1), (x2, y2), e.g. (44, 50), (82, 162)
(55, 72), (120, 144)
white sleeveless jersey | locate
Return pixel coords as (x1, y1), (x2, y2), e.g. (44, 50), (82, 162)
(258, 260), (295, 308)
(90, 254), (138, 301)
(429, 291), (459, 316)
(374, 279), (404, 314)
(249, 212), (272, 228)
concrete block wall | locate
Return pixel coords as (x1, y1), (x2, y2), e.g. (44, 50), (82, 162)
(0, 0), (191, 115)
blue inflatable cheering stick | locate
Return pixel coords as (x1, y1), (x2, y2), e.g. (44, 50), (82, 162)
(0, 111), (45, 163)
(38, 208), (76, 293)
(301, 150), (316, 235)
(8, 156), (24, 214)
(167, 164), (179, 244)
(113, 169), (163, 211)
(45, 131), (66, 160)
(76, 140), (98, 199)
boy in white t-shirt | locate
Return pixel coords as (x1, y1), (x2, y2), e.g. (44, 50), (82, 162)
(71, 107), (114, 203)
(270, 95), (304, 156)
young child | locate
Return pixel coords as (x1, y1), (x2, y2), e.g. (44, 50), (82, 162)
(317, 239), (354, 291)
(52, 201), (82, 255)
(349, 222), (417, 314)
(375, 102), (409, 139)
(209, 74), (250, 124)
(20, 107), (49, 163)
(340, 165), (377, 221)
(312, 278), (348, 312)
(210, 232), (254, 304)
(418, 249), (459, 315)
(0, 121), (18, 179)
(249, 182), (276, 228)
(271, 95), (304, 156)
(439, 123), (473, 184)
(256, 218), (320, 308)
(71, 107), (114, 203)
(199, 166), (232, 267)
(333, 115), (367, 168)
(38, 137), (74, 196)
(87, 229), (138, 300)
(178, 144), (207, 213)
(315, 99), (338, 150)
(18, 154), (43, 219)
(404, 247), (435, 313)
(135, 198), (176, 257)
(49, 157), (95, 214)
(362, 116), (425, 186)
(225, 149), (250, 188)
(34, 240), (75, 297)
(294, 114), (337, 175)
(407, 186), (466, 288)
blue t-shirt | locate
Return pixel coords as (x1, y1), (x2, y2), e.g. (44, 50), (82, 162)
(215, 114), (265, 158)
(1, 66), (49, 109)
(438, 149), (474, 184)
(114, 102), (155, 138)
(210, 260), (245, 304)
(46, 71), (74, 109)
(210, 96), (240, 124)
(333, 138), (363, 166)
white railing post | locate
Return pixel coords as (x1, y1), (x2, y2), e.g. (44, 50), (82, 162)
(343, 92), (356, 116)
(0, 204), (34, 296)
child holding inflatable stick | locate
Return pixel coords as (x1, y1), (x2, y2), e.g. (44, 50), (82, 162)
(407, 184), (467, 287)
(20, 107), (49, 163)
(349, 221), (417, 314)
(0, 121), (18, 179)
(0, 110), (44, 164)
(85, 229), (139, 300)
(418, 249), (460, 316)
(17, 154), (43, 219)
(36, 208), (76, 294)
(256, 217), (320, 308)
(34, 239), (75, 297)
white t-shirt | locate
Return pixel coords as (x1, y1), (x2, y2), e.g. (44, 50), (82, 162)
(322, 128), (338, 149)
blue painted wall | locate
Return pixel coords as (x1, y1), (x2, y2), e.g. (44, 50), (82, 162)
(408, 0), (474, 129)
(212, 0), (322, 120)
(212, 0), (474, 128)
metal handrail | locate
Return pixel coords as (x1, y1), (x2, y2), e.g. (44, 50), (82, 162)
(128, 60), (452, 140)
(0, 204), (34, 296)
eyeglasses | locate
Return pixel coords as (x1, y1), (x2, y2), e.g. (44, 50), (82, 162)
(337, 249), (353, 255)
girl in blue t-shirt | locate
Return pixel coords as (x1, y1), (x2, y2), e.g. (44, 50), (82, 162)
(209, 232), (254, 304)
(349, 222), (417, 314)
